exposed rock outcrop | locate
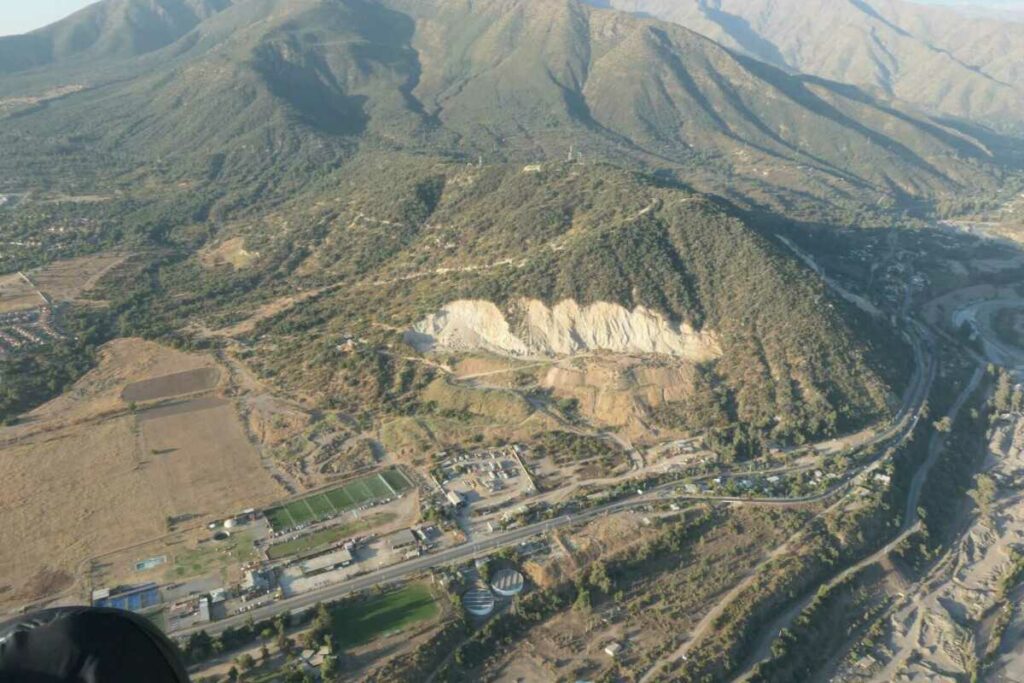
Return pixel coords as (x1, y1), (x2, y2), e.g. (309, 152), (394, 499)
(406, 299), (721, 361)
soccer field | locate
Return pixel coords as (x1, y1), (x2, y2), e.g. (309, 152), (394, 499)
(265, 468), (413, 531)
(330, 583), (439, 646)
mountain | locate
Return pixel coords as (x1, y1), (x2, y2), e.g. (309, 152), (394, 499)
(0, 0), (234, 76)
(0, 0), (925, 448)
(0, 0), (1016, 217)
(601, 0), (1024, 134)
(227, 158), (905, 445)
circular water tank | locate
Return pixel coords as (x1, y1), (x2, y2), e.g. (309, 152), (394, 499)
(490, 569), (525, 597)
(224, 518), (238, 529)
(463, 588), (495, 617)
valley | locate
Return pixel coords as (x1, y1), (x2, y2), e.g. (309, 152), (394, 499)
(0, 0), (1023, 682)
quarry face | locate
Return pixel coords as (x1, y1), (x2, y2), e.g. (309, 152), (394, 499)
(406, 298), (721, 361)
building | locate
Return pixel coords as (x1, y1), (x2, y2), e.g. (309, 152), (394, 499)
(386, 529), (418, 551)
(446, 490), (465, 508)
(604, 642), (624, 658)
(242, 568), (274, 596)
(91, 584), (161, 612)
(197, 597), (211, 623)
(300, 548), (355, 576)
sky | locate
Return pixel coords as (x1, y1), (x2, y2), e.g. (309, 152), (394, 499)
(0, 0), (1023, 36)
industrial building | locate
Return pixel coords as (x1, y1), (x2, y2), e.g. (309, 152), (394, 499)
(91, 584), (161, 612)
(300, 548), (355, 576)
(242, 567), (275, 596)
(386, 529), (418, 551)
(446, 490), (465, 508)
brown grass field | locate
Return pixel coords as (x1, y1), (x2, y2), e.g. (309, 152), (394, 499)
(0, 338), (281, 611)
(30, 253), (128, 303)
(0, 272), (43, 313)
(20, 339), (215, 428)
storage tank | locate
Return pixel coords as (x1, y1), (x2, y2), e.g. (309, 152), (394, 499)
(463, 588), (495, 617)
(490, 569), (525, 597)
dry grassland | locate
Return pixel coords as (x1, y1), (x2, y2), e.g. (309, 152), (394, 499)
(31, 253), (128, 302)
(0, 272), (42, 313)
(0, 338), (280, 611)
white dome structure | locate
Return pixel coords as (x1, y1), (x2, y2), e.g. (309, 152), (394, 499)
(490, 569), (525, 597)
(463, 588), (495, 617)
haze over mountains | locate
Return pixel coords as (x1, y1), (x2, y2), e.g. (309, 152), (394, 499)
(0, 0), (1018, 216)
(603, 0), (1024, 134)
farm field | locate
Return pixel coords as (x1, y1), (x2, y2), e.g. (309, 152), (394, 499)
(123, 367), (221, 402)
(330, 583), (440, 647)
(29, 253), (128, 303)
(14, 338), (217, 427)
(265, 469), (413, 532)
(0, 338), (280, 611)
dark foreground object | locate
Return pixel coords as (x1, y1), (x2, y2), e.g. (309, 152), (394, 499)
(0, 607), (189, 682)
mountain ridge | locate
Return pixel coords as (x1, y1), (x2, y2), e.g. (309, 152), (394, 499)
(0, 0), (1016, 218)
(600, 0), (1024, 133)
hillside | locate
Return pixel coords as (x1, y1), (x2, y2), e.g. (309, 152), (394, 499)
(602, 0), (1024, 134)
(0, 0), (1016, 218)
(203, 158), (907, 447)
(0, 0), (233, 76)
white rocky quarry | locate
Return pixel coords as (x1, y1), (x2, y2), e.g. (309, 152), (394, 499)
(406, 299), (721, 360)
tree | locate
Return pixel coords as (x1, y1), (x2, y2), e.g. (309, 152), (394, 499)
(236, 654), (255, 672)
(995, 370), (1014, 412)
(185, 630), (214, 662)
(969, 474), (998, 517)
(321, 655), (340, 681)
(934, 416), (952, 433)
(588, 560), (612, 594)
(260, 645), (271, 664)
(227, 667), (239, 682)
(573, 582), (591, 612)
(276, 635), (294, 657)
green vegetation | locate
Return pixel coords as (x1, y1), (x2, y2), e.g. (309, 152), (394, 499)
(245, 162), (903, 450)
(266, 512), (395, 560)
(531, 431), (620, 464)
(749, 565), (892, 682)
(169, 531), (258, 581)
(265, 469), (411, 532)
(329, 583), (440, 647)
(0, 308), (110, 423)
(422, 379), (533, 423)
(993, 308), (1024, 350)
